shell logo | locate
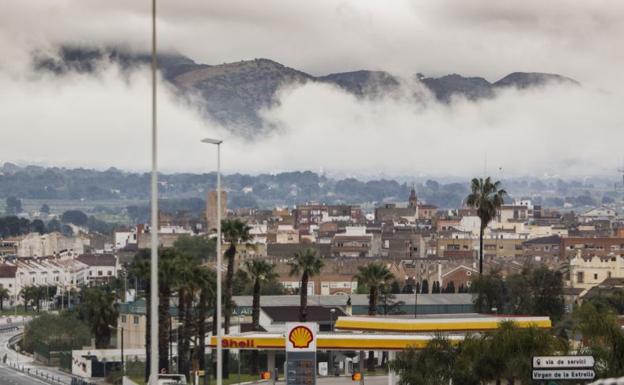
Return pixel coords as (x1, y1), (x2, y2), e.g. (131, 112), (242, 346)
(288, 325), (314, 349)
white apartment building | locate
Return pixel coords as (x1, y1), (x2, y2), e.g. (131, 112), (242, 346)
(0, 254), (111, 303)
(568, 251), (624, 291)
(16, 232), (89, 257)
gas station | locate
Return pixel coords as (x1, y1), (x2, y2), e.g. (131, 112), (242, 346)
(206, 315), (552, 385)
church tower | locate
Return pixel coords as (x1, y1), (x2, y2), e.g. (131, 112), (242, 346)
(408, 187), (418, 208)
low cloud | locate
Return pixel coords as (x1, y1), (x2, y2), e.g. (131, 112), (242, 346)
(0, 60), (622, 179)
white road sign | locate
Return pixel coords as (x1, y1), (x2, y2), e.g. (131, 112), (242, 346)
(533, 356), (595, 369)
(532, 370), (596, 381)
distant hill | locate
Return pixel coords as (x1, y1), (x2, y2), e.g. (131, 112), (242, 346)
(35, 46), (579, 134)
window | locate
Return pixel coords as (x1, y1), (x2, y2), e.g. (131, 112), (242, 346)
(577, 272), (584, 284)
(594, 273), (598, 280)
(107, 271), (112, 276)
(121, 315), (127, 323)
(133, 316), (139, 324)
(98, 271), (103, 276)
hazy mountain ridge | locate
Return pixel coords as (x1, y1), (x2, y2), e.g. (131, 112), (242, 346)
(0, 163), (615, 213)
(34, 46), (579, 134)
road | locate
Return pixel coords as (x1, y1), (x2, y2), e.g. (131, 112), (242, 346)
(275, 375), (389, 385)
(0, 365), (56, 385)
(0, 325), (73, 385)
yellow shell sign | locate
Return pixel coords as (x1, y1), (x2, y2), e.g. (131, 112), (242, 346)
(288, 326), (314, 349)
(286, 322), (318, 352)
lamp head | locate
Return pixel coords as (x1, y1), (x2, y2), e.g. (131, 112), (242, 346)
(201, 138), (223, 145)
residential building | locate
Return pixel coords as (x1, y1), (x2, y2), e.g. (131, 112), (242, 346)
(76, 254), (118, 285)
(206, 190), (228, 232)
(568, 252), (624, 291)
(16, 232), (88, 258)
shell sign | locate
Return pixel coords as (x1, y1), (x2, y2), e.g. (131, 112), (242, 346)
(285, 322), (318, 352)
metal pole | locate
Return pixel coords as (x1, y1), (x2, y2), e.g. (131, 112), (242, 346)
(149, 0), (159, 383)
(169, 318), (173, 374)
(216, 143), (223, 385)
(121, 327), (125, 377)
(329, 309), (334, 375)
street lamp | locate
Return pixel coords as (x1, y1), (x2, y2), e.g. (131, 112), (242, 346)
(329, 308), (336, 375)
(149, 0), (160, 384)
(109, 325), (124, 377)
(201, 137), (223, 385)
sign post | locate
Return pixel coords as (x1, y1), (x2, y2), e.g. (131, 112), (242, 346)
(532, 356), (595, 382)
(286, 323), (318, 385)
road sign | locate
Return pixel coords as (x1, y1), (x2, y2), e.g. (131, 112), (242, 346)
(533, 356), (595, 369)
(532, 370), (596, 381)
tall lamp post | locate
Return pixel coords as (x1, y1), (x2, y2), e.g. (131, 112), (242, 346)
(201, 138), (223, 385)
(329, 308), (336, 375)
(149, 0), (159, 383)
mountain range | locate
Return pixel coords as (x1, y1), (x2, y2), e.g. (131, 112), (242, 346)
(35, 46), (579, 135)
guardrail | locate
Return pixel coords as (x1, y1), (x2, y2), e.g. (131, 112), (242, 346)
(6, 361), (68, 385)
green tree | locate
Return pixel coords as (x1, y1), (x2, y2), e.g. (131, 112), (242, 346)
(221, 218), (253, 378)
(175, 254), (202, 378)
(465, 177), (507, 274)
(505, 272), (533, 314)
(587, 288), (624, 314)
(78, 287), (119, 348)
(22, 313), (90, 355)
(573, 302), (624, 377)
(61, 210), (88, 226)
(289, 248), (324, 322)
(40, 204), (51, 215)
(471, 271), (505, 313)
(195, 267), (215, 383)
(390, 336), (455, 385)
(127, 249), (152, 382)
(5, 197), (22, 215)
(391, 323), (564, 385)
(20, 286), (37, 312)
(530, 267), (564, 322)
(0, 287), (9, 311)
(173, 235), (216, 261)
(30, 219), (46, 234)
(354, 262), (394, 371)
(242, 259), (277, 374)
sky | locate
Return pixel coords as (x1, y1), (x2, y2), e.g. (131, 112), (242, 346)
(1, 0), (623, 178)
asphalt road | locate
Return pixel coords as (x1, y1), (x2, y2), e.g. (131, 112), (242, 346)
(0, 365), (53, 385)
(0, 326), (72, 385)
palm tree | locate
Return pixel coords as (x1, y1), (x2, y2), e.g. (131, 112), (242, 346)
(289, 248), (324, 322)
(242, 259), (277, 374)
(175, 254), (212, 379)
(354, 262), (394, 372)
(221, 218), (253, 378)
(466, 177), (507, 274)
(158, 249), (179, 373)
(20, 286), (36, 312)
(0, 287), (10, 311)
(78, 287), (119, 348)
(195, 267), (215, 383)
(127, 249), (155, 381)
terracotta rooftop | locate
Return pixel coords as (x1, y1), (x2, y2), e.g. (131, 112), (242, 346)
(76, 254), (116, 267)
